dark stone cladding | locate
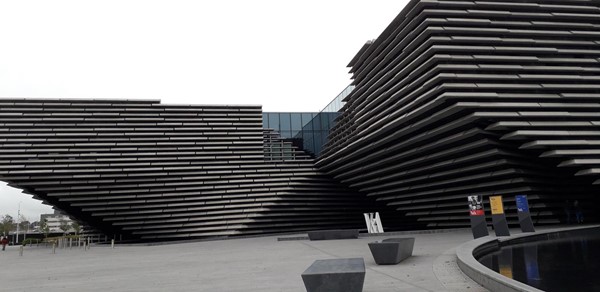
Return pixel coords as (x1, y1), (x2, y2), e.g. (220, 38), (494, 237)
(0, 99), (366, 240)
(317, 0), (600, 228)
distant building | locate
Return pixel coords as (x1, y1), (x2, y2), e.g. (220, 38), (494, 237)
(40, 211), (73, 233)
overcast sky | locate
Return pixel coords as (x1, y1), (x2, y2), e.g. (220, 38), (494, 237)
(0, 0), (410, 220)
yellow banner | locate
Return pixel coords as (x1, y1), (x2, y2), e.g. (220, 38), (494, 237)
(490, 196), (504, 215)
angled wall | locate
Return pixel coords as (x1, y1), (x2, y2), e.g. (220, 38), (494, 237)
(317, 0), (600, 228)
(0, 99), (366, 240)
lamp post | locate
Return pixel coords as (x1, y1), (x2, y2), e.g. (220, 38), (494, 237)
(16, 201), (21, 245)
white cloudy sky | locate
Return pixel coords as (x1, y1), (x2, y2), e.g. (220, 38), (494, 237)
(0, 0), (410, 220)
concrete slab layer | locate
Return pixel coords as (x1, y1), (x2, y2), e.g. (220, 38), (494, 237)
(0, 229), (486, 292)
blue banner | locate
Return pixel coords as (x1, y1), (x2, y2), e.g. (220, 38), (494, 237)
(516, 195), (529, 212)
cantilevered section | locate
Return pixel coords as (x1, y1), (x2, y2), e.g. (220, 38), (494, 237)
(318, 0), (600, 228)
(0, 99), (366, 240)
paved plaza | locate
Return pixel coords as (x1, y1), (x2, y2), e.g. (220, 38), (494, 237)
(0, 229), (486, 292)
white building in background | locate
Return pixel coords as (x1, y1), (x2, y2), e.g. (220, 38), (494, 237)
(40, 211), (74, 233)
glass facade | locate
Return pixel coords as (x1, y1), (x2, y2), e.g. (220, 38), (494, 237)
(295, 112), (339, 157)
(262, 112), (317, 139)
(262, 85), (355, 157)
(322, 85), (354, 113)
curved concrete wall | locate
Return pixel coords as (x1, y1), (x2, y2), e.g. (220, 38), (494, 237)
(457, 225), (600, 292)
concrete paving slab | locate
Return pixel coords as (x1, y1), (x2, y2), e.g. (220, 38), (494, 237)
(0, 229), (486, 292)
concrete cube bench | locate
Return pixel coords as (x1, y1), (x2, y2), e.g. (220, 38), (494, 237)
(307, 229), (359, 240)
(368, 237), (415, 265)
(301, 258), (365, 292)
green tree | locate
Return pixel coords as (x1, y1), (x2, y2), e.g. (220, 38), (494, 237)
(71, 222), (81, 235)
(18, 214), (29, 232)
(59, 219), (70, 234)
(1, 214), (14, 236)
(40, 219), (50, 238)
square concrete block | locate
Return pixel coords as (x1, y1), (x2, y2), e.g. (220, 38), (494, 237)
(368, 238), (415, 265)
(301, 258), (365, 292)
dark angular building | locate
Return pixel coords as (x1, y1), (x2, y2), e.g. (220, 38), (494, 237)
(0, 100), (367, 240)
(317, 0), (600, 228)
(2, 0), (600, 240)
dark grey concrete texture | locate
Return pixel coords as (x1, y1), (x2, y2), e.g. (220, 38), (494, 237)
(307, 229), (359, 240)
(470, 216), (489, 239)
(518, 212), (535, 233)
(301, 258), (365, 292)
(368, 237), (415, 265)
(492, 214), (511, 237)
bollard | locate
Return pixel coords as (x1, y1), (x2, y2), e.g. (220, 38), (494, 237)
(87, 237), (90, 249)
(111, 239), (115, 249)
(52, 242), (56, 254)
(69, 238), (72, 249)
(19, 246), (23, 256)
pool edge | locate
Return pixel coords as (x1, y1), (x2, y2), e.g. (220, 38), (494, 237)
(456, 225), (600, 292)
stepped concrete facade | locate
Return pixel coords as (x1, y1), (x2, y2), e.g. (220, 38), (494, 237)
(2, 0), (600, 240)
(317, 0), (600, 228)
(0, 99), (366, 240)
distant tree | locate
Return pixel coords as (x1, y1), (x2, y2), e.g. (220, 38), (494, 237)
(18, 214), (29, 232)
(40, 219), (50, 238)
(1, 214), (14, 236)
(71, 222), (81, 235)
(59, 219), (70, 234)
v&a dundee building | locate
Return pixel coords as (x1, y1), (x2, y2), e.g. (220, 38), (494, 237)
(2, 0), (600, 241)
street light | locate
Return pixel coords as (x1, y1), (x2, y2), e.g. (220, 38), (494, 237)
(16, 201), (21, 245)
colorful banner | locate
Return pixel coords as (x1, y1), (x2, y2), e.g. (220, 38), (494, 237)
(516, 195), (529, 212)
(490, 196), (504, 215)
(468, 195), (484, 216)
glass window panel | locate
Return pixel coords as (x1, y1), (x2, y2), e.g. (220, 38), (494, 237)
(321, 114), (331, 129)
(314, 131), (322, 156)
(304, 133), (315, 155)
(329, 113), (337, 125)
(280, 130), (291, 139)
(262, 114), (268, 128)
(291, 114), (303, 131)
(268, 113), (279, 130)
(312, 115), (322, 131)
(280, 113), (291, 132)
(302, 113), (314, 130)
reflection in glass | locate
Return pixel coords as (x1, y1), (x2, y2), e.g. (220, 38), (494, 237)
(498, 248), (513, 279)
(523, 245), (540, 287)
